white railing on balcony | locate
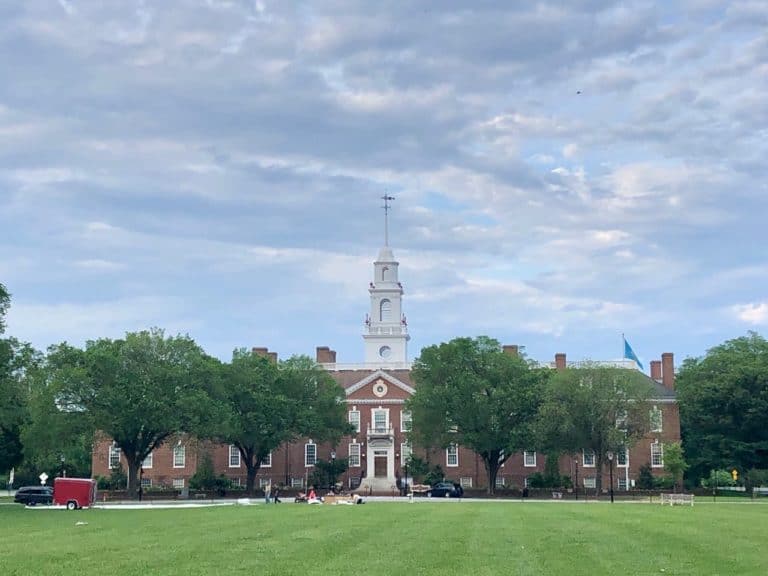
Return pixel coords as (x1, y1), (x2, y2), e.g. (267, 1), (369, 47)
(367, 424), (394, 436)
(365, 326), (408, 336)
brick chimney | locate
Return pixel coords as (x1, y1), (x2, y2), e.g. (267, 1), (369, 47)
(316, 346), (336, 363)
(661, 353), (674, 390)
(503, 345), (519, 356)
(252, 347), (268, 357)
(650, 360), (662, 382)
(555, 353), (566, 370)
(267, 352), (278, 363)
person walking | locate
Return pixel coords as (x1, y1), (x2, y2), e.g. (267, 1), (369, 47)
(264, 481), (271, 504)
(273, 486), (281, 503)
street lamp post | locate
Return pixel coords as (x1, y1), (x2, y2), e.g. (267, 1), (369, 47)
(606, 451), (614, 504)
(329, 450), (336, 494)
(574, 458), (579, 500)
(60, 454), (66, 478)
(404, 459), (409, 496)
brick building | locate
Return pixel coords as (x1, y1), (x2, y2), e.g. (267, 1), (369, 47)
(92, 234), (681, 494)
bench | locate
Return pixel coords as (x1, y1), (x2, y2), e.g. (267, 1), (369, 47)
(660, 493), (694, 506)
(551, 492), (563, 499)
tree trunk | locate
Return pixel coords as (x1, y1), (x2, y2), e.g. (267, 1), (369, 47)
(125, 455), (141, 500)
(243, 447), (260, 496)
(482, 453), (501, 495)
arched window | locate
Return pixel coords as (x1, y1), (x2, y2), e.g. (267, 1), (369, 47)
(381, 266), (389, 281)
(380, 299), (392, 322)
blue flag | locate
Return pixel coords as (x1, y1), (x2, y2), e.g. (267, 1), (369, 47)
(623, 337), (643, 370)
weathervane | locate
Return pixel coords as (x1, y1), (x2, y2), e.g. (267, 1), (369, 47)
(381, 194), (395, 246)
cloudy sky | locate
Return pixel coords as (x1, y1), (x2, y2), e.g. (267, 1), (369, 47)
(1, 0), (766, 369)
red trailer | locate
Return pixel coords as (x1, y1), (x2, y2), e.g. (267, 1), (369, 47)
(53, 478), (97, 510)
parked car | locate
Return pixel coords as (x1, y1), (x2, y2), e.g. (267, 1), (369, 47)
(426, 482), (461, 498)
(14, 486), (53, 506)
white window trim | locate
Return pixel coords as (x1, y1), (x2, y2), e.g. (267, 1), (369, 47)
(172, 478), (185, 489)
(582, 449), (596, 467)
(617, 448), (629, 468)
(650, 406), (663, 433)
(348, 442), (361, 467)
(583, 477), (596, 489)
(229, 445), (241, 468)
(140, 477), (152, 488)
(401, 411), (412, 433)
(400, 442), (412, 467)
(523, 450), (537, 467)
(108, 443), (121, 470)
(349, 409), (361, 433)
(142, 452), (153, 469)
(446, 444), (459, 467)
(372, 408), (389, 432)
(261, 452), (272, 467)
(460, 477), (473, 488)
(305, 442), (317, 467)
(651, 442), (664, 468)
(173, 445), (186, 469)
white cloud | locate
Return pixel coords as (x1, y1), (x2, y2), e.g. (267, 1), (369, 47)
(732, 302), (768, 325)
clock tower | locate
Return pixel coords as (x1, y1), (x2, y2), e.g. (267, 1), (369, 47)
(363, 196), (410, 364)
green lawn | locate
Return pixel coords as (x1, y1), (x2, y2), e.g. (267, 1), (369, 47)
(1, 501), (766, 575)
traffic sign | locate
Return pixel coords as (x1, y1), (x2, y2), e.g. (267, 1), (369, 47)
(39, 472), (48, 485)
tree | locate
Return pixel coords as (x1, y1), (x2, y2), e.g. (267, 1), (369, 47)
(207, 350), (351, 495)
(0, 283), (9, 335)
(55, 329), (216, 497)
(536, 364), (653, 494)
(663, 442), (688, 492)
(407, 336), (547, 494)
(0, 338), (42, 475)
(676, 332), (768, 485)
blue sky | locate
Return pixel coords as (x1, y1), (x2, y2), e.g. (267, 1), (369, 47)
(1, 0), (766, 369)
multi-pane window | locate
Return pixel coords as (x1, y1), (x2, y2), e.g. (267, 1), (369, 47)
(305, 442), (317, 466)
(349, 443), (361, 467)
(142, 452), (153, 469)
(230, 477), (241, 487)
(446, 444), (459, 467)
(229, 445), (241, 468)
(460, 477), (473, 488)
(401, 442), (412, 466)
(524, 451), (537, 467)
(173, 445), (186, 468)
(617, 477), (628, 491)
(172, 478), (185, 489)
(583, 477), (596, 489)
(348, 409), (361, 433)
(651, 443), (664, 467)
(495, 476), (506, 488)
(617, 448), (628, 467)
(140, 477), (152, 489)
(650, 406), (663, 432)
(291, 477), (304, 489)
(261, 452), (271, 467)
(259, 478), (271, 488)
(372, 409), (388, 432)
(401, 411), (412, 432)
(583, 450), (596, 467)
(108, 444), (121, 469)
(524, 477), (531, 488)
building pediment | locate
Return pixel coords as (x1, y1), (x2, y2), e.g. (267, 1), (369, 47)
(345, 369), (415, 397)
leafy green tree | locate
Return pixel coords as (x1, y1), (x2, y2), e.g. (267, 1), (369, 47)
(663, 442), (689, 492)
(309, 457), (349, 491)
(636, 464), (656, 489)
(54, 329), (216, 497)
(0, 283), (9, 334)
(536, 364), (653, 494)
(404, 455), (430, 483)
(189, 452), (217, 491)
(0, 338), (42, 475)
(701, 469), (735, 489)
(207, 350), (351, 495)
(407, 336), (548, 494)
(676, 332), (768, 485)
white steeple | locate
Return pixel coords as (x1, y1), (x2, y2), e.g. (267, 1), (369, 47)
(363, 196), (410, 364)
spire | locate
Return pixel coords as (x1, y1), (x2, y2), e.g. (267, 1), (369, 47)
(382, 194), (394, 247)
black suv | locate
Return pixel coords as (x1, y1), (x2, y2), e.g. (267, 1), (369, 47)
(14, 486), (53, 506)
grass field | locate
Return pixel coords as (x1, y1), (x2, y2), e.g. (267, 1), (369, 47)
(2, 501), (766, 575)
